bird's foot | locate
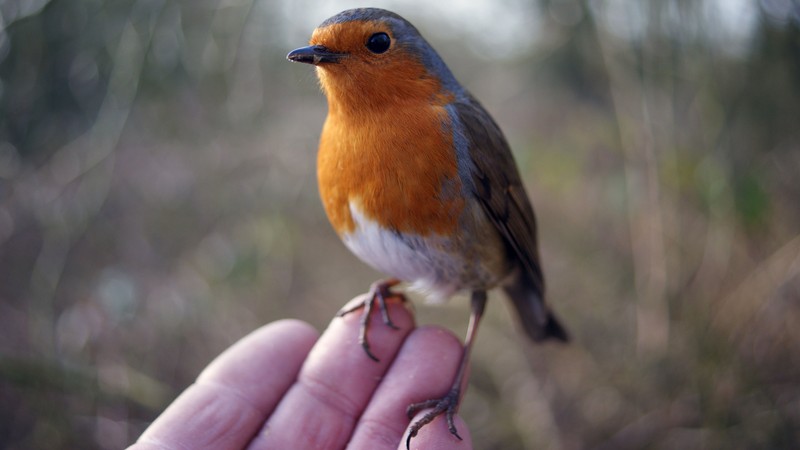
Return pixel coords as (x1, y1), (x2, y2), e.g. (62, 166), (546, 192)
(405, 387), (462, 449)
(336, 278), (405, 362)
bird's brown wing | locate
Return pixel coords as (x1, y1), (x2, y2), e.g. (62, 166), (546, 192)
(453, 96), (544, 292)
(453, 96), (568, 342)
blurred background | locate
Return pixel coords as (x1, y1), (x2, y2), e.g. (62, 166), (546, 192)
(1, 0), (799, 448)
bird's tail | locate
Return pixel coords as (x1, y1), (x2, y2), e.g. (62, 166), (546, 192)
(503, 269), (569, 343)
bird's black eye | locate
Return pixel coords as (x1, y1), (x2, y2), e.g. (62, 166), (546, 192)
(366, 32), (391, 54)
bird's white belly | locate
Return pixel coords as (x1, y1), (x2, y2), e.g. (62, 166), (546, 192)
(341, 202), (460, 303)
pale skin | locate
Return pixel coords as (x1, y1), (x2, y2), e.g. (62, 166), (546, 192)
(129, 298), (473, 450)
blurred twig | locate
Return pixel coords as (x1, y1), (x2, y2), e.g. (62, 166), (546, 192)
(712, 233), (800, 339)
(0, 0), (54, 30)
(18, 1), (163, 356)
(0, 355), (171, 409)
(592, 396), (701, 450)
(592, 4), (670, 355)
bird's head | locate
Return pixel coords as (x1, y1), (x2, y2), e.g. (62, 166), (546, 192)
(287, 8), (461, 113)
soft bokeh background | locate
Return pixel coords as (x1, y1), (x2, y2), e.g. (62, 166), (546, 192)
(1, 0), (799, 448)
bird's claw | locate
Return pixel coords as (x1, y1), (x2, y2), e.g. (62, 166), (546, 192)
(405, 388), (462, 449)
(336, 279), (405, 362)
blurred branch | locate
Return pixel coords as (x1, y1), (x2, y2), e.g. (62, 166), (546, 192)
(0, 0), (54, 30)
(592, 396), (700, 450)
(0, 354), (172, 409)
(712, 233), (800, 340)
(19, 0), (163, 356)
(591, 4), (669, 355)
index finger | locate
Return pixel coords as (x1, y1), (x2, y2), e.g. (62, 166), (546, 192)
(130, 319), (318, 450)
(247, 297), (415, 450)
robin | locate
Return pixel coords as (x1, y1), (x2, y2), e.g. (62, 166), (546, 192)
(287, 8), (568, 447)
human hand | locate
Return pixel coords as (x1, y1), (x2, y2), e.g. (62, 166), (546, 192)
(129, 298), (472, 450)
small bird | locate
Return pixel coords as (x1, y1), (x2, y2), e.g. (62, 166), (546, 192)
(287, 8), (567, 447)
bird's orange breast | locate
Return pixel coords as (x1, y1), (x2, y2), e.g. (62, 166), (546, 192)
(317, 98), (464, 237)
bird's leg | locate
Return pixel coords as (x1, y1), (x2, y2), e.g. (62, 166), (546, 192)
(405, 290), (487, 448)
(336, 278), (405, 362)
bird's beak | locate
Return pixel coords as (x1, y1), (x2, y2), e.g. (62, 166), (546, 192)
(287, 45), (344, 65)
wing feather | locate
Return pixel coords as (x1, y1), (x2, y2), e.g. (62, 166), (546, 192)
(453, 96), (544, 295)
(453, 96), (568, 342)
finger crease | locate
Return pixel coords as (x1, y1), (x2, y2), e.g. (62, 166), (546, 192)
(195, 379), (267, 416)
(298, 372), (362, 421)
(353, 416), (404, 447)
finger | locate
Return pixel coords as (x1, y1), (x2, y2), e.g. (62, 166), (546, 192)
(402, 413), (472, 450)
(346, 326), (466, 450)
(248, 298), (414, 450)
(130, 319), (318, 450)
